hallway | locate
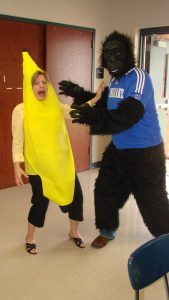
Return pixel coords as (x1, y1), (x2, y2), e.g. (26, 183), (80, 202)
(0, 168), (168, 300)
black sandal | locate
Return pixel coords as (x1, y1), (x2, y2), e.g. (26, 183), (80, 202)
(69, 235), (86, 248)
(25, 243), (37, 254)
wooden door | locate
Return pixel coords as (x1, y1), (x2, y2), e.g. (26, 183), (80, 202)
(0, 19), (45, 188)
(46, 25), (93, 171)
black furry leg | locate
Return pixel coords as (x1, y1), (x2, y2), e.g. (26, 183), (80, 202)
(94, 143), (130, 230)
(124, 143), (169, 236)
(136, 190), (169, 237)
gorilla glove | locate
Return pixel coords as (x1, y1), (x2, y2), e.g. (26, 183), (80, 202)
(58, 80), (95, 105)
(70, 103), (93, 124)
(58, 80), (82, 97)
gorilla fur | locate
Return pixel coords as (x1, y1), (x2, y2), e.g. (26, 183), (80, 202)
(59, 31), (169, 238)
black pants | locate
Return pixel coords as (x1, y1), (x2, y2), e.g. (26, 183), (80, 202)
(28, 174), (83, 227)
(94, 142), (169, 237)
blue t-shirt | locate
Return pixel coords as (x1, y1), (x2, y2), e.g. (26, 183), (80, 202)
(107, 67), (162, 149)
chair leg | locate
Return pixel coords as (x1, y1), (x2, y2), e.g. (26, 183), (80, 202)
(163, 274), (169, 300)
(135, 290), (139, 300)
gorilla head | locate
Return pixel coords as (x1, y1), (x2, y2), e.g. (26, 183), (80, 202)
(100, 31), (135, 78)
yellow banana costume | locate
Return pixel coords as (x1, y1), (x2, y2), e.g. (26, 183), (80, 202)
(23, 52), (75, 205)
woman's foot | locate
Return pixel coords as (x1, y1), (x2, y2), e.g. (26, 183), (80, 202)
(25, 235), (38, 254)
(25, 223), (37, 254)
(68, 233), (86, 248)
(25, 242), (38, 254)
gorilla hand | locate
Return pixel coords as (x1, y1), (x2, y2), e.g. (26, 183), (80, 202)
(58, 80), (83, 98)
(70, 103), (92, 124)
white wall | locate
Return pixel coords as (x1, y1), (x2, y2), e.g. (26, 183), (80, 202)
(1, 0), (169, 163)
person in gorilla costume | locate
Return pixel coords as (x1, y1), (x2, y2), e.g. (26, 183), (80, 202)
(58, 31), (169, 248)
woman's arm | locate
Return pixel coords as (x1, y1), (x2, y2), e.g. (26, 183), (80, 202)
(12, 104), (28, 186)
(86, 81), (105, 107)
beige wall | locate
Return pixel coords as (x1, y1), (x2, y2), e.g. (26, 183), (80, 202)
(1, 0), (169, 163)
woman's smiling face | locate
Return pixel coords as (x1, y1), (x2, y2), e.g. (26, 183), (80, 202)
(32, 73), (48, 101)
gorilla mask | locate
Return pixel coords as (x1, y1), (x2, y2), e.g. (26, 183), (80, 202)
(100, 31), (135, 78)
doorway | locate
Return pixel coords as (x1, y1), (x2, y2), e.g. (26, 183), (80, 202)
(0, 16), (94, 188)
(139, 26), (169, 157)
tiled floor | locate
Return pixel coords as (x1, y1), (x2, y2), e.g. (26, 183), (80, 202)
(0, 168), (168, 300)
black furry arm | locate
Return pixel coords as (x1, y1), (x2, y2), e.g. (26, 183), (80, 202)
(58, 80), (95, 105)
(70, 97), (145, 135)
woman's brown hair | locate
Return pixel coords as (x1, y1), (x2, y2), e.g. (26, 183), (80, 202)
(31, 71), (48, 86)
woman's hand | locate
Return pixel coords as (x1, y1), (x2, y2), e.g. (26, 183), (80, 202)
(13, 162), (28, 186)
(87, 80), (105, 107)
(96, 80), (105, 100)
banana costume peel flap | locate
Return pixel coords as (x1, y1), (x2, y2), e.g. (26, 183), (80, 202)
(23, 52), (75, 205)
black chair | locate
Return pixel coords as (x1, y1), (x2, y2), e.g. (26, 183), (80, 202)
(128, 233), (169, 300)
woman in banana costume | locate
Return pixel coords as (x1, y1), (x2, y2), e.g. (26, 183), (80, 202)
(12, 52), (85, 254)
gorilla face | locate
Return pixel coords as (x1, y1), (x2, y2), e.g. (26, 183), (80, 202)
(100, 31), (135, 78)
(103, 40), (126, 78)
